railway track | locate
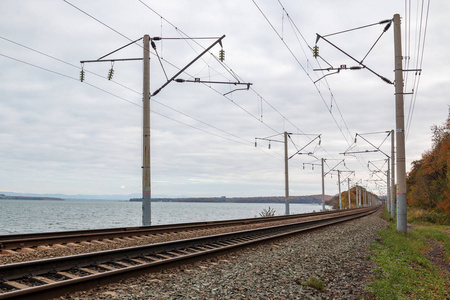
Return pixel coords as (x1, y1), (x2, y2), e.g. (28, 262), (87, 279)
(0, 208), (347, 253)
(0, 206), (380, 300)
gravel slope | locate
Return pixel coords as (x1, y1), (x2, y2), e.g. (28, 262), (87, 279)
(60, 210), (387, 300)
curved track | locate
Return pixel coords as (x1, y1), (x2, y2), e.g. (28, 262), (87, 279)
(0, 206), (380, 300)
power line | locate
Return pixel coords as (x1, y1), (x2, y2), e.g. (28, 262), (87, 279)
(270, 1), (401, 181)
(405, 0), (431, 140)
(63, 0), (281, 136)
(253, 0), (355, 147)
(137, 0), (312, 136)
(0, 51), (257, 147)
(252, 0), (372, 178)
(7, 3), (273, 147)
(62, 0), (134, 43)
(0, 33), (289, 165)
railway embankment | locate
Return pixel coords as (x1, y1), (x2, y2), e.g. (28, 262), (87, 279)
(59, 209), (387, 299)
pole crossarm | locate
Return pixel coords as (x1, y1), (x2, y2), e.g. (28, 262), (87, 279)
(175, 79), (252, 96)
(312, 65), (364, 84)
(81, 37), (144, 64)
(341, 149), (379, 155)
(323, 159), (345, 176)
(355, 131), (391, 157)
(346, 131), (391, 158)
(330, 169), (354, 184)
(314, 18), (394, 85)
(152, 35), (226, 96)
(368, 171), (387, 183)
(368, 159), (389, 176)
(80, 58), (143, 63)
(288, 134), (321, 159)
(254, 133), (285, 149)
(255, 133), (321, 158)
(302, 161), (321, 170)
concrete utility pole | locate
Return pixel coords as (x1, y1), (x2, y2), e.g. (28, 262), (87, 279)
(390, 129), (396, 218)
(348, 178), (351, 209)
(258, 131), (320, 215)
(364, 188), (367, 206)
(321, 158), (326, 211)
(387, 157), (391, 212)
(394, 14), (407, 232)
(142, 35), (151, 226)
(356, 185), (359, 208)
(338, 170), (342, 210)
(284, 131), (290, 215)
(362, 187), (364, 207)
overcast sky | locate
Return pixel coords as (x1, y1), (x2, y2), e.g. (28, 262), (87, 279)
(1, 0), (447, 199)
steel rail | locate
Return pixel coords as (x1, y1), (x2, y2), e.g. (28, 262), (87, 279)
(0, 208), (352, 251)
(0, 206), (380, 300)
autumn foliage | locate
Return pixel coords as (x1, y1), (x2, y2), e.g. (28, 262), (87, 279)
(407, 110), (450, 217)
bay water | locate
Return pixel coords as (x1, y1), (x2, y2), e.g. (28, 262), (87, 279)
(0, 200), (328, 235)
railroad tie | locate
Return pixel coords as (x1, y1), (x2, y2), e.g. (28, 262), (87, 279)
(32, 276), (56, 284)
(177, 249), (192, 254)
(2, 281), (30, 290)
(90, 240), (107, 245)
(98, 264), (118, 271)
(142, 255), (161, 262)
(155, 253), (173, 259)
(114, 261), (134, 268)
(78, 267), (100, 275)
(56, 271), (79, 279)
(128, 258), (148, 264)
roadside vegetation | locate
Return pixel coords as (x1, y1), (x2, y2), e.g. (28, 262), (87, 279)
(406, 110), (450, 220)
(299, 276), (326, 292)
(368, 112), (449, 299)
(368, 209), (449, 299)
(258, 206), (276, 217)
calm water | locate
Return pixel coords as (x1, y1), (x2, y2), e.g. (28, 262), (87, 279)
(0, 200), (329, 235)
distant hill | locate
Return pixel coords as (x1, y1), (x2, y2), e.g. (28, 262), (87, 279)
(0, 194), (64, 201)
(130, 195), (333, 204)
(0, 191), (139, 201)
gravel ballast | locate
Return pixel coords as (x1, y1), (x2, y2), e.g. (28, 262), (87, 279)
(60, 210), (387, 299)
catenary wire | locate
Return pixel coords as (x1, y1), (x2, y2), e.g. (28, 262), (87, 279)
(255, 0), (375, 180)
(0, 51), (259, 148)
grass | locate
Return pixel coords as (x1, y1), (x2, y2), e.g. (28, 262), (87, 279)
(368, 209), (450, 299)
(299, 276), (325, 292)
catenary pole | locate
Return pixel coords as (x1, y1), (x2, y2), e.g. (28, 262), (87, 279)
(142, 35), (151, 226)
(321, 158), (326, 211)
(348, 178), (351, 209)
(284, 131), (290, 215)
(394, 14), (407, 232)
(361, 187), (366, 207)
(338, 170), (342, 210)
(391, 129), (396, 218)
(364, 188), (367, 207)
(359, 185), (361, 207)
(387, 157), (391, 210)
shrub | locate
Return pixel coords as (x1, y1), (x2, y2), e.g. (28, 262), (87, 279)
(299, 276), (325, 292)
(259, 207), (276, 217)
